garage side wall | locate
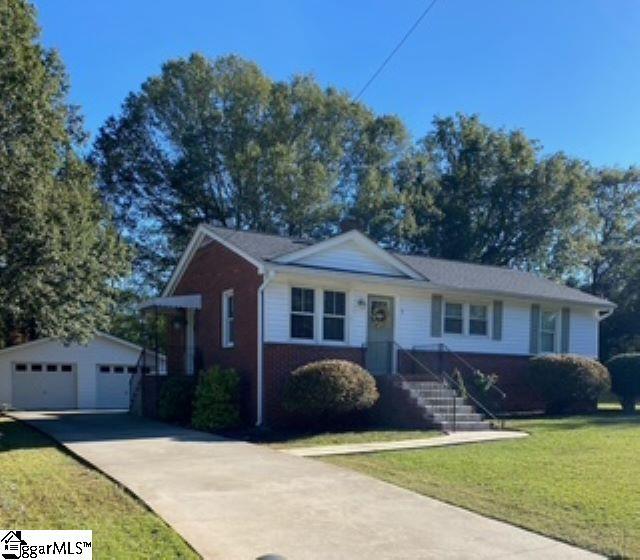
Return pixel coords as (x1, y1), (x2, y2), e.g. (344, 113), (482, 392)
(0, 337), (142, 409)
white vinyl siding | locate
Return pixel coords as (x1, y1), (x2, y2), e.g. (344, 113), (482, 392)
(295, 240), (402, 276)
(263, 282), (289, 342)
(262, 277), (601, 358)
(570, 307), (599, 358)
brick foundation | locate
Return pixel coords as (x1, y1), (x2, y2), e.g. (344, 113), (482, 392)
(399, 349), (543, 412)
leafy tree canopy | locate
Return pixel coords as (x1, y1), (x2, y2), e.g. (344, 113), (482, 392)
(401, 114), (593, 271)
(92, 54), (407, 291)
(0, 0), (130, 346)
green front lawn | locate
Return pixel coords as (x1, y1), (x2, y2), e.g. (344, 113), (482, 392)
(0, 417), (198, 559)
(268, 429), (437, 449)
(326, 414), (640, 559)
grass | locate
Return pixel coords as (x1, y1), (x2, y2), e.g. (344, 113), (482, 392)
(267, 429), (438, 449)
(325, 414), (640, 559)
(0, 416), (199, 559)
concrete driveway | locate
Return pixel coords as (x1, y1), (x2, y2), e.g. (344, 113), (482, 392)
(11, 411), (601, 560)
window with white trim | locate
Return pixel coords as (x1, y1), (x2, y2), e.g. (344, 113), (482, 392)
(291, 287), (315, 339)
(323, 290), (346, 341)
(469, 304), (488, 336)
(444, 302), (464, 334)
(540, 309), (558, 353)
(222, 289), (235, 347)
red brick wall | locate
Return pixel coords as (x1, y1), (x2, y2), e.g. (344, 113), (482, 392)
(399, 350), (543, 412)
(172, 238), (262, 423)
(263, 343), (366, 425)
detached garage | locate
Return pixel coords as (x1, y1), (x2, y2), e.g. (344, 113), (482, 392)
(0, 332), (161, 410)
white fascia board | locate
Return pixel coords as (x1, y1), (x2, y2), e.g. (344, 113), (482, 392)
(163, 224), (265, 297)
(272, 230), (422, 280)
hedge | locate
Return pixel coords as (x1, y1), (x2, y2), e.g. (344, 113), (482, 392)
(283, 360), (379, 426)
(607, 353), (640, 414)
(528, 354), (610, 414)
(191, 365), (241, 431)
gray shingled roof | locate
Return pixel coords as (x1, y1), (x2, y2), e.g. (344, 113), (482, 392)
(204, 225), (613, 308)
(205, 225), (312, 260)
(394, 254), (612, 307)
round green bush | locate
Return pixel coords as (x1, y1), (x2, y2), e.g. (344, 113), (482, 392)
(157, 376), (196, 424)
(606, 353), (640, 414)
(283, 360), (379, 424)
(528, 355), (610, 414)
(191, 365), (241, 431)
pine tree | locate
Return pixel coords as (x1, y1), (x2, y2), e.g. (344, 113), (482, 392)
(0, 0), (130, 346)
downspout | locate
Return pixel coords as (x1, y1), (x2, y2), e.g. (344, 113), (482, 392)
(256, 269), (275, 427)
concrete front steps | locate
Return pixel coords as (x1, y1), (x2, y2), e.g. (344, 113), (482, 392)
(399, 380), (491, 431)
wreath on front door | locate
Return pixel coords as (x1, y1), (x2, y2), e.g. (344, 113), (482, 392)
(370, 303), (389, 328)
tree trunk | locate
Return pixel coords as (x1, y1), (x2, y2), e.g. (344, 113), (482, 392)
(622, 396), (636, 415)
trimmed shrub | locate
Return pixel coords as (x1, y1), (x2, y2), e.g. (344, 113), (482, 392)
(157, 376), (196, 424)
(607, 353), (640, 414)
(283, 360), (379, 426)
(191, 366), (241, 431)
(528, 354), (610, 414)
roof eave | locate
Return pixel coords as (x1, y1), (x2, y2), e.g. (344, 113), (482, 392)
(265, 263), (615, 309)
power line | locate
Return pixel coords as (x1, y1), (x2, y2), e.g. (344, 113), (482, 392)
(355, 0), (441, 101)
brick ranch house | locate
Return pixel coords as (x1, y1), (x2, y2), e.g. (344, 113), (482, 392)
(137, 224), (614, 428)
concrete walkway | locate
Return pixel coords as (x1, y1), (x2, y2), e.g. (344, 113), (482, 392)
(11, 411), (601, 560)
(285, 429), (528, 457)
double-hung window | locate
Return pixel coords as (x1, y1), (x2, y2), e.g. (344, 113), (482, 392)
(540, 309), (557, 353)
(469, 304), (488, 336)
(444, 302), (464, 334)
(222, 290), (235, 347)
(323, 291), (346, 342)
(291, 287), (315, 339)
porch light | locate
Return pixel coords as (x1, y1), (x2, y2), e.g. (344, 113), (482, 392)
(172, 317), (185, 331)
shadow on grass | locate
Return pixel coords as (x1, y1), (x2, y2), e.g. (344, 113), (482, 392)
(226, 425), (431, 444)
(502, 411), (640, 432)
(0, 417), (54, 453)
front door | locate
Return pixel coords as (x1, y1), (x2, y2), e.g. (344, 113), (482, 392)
(366, 295), (394, 375)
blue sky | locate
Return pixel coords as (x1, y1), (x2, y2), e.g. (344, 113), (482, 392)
(34, 0), (639, 167)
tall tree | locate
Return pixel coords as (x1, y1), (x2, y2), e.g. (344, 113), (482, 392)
(402, 113), (593, 270)
(580, 168), (640, 358)
(0, 0), (130, 346)
(341, 112), (409, 245)
(92, 54), (408, 290)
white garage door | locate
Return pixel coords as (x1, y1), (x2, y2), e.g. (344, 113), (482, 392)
(96, 364), (134, 409)
(12, 362), (77, 410)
